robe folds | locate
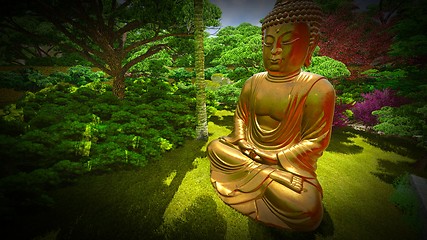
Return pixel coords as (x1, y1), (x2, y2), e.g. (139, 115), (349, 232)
(208, 71), (335, 231)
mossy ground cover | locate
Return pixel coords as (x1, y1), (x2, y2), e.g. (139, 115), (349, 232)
(2, 110), (425, 240)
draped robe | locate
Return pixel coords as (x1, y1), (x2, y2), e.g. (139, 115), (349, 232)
(208, 71), (335, 231)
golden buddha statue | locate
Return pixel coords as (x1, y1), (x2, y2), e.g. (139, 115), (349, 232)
(207, 0), (335, 231)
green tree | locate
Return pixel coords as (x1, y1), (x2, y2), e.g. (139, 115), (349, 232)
(205, 23), (263, 69)
(388, 0), (427, 64)
(194, 0), (208, 141)
(0, 0), (221, 99)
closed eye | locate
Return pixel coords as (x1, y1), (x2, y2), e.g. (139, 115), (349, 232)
(282, 37), (300, 45)
(264, 35), (274, 47)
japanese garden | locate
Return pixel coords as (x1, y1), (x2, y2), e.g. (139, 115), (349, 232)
(0, 0), (426, 239)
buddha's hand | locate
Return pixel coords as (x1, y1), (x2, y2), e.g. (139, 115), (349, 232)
(236, 139), (253, 151)
(253, 148), (278, 165)
(235, 140), (258, 160)
(270, 170), (303, 193)
(219, 137), (255, 155)
(229, 139), (264, 163)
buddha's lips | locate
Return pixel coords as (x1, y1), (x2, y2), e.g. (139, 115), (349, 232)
(270, 59), (282, 65)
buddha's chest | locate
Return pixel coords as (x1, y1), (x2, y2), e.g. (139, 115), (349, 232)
(253, 81), (297, 121)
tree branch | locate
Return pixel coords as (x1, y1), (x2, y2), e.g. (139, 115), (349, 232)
(124, 32), (191, 54)
(47, 19), (106, 60)
(34, 0), (88, 34)
(116, 20), (144, 37)
(59, 43), (111, 75)
(122, 44), (168, 74)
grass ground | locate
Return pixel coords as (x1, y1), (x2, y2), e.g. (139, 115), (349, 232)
(1, 110), (425, 240)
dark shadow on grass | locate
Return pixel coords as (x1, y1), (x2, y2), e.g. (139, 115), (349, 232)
(326, 127), (364, 154)
(371, 158), (414, 184)
(209, 115), (234, 130)
(163, 195), (227, 239)
(248, 207), (334, 239)
(348, 128), (426, 161)
(1, 139), (207, 240)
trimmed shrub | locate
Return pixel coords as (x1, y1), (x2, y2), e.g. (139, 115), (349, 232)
(373, 104), (427, 149)
(352, 89), (409, 127)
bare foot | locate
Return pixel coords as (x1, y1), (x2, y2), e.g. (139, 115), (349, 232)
(269, 170), (303, 193)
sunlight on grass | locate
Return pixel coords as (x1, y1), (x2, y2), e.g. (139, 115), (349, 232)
(160, 116), (250, 240)
(160, 110), (420, 240)
(163, 170), (177, 187)
(318, 135), (418, 239)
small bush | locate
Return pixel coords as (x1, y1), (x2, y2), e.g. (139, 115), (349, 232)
(305, 56), (351, 80)
(65, 65), (107, 86)
(352, 89), (409, 126)
(168, 68), (194, 82)
(373, 104), (427, 149)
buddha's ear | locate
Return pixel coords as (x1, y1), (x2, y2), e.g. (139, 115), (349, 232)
(304, 40), (318, 67)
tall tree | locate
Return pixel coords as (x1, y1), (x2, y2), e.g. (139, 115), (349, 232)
(387, 0), (427, 65)
(204, 23), (263, 69)
(318, 8), (393, 67)
(0, 0), (220, 99)
(194, 0), (208, 141)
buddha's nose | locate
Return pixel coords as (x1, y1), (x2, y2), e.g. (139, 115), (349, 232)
(271, 47), (282, 55)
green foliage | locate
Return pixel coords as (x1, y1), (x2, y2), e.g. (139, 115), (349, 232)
(209, 79), (246, 110)
(130, 50), (173, 78)
(389, 173), (422, 231)
(390, 35), (427, 58)
(0, 72), (199, 211)
(169, 67), (195, 82)
(0, 69), (47, 90)
(227, 66), (258, 82)
(1, 75), (197, 173)
(333, 66), (424, 106)
(0, 66), (108, 91)
(389, 0), (427, 60)
(205, 23), (263, 69)
(373, 104), (427, 149)
(361, 68), (407, 91)
(65, 65), (108, 86)
(305, 56), (351, 80)
(204, 65), (229, 80)
(0, 168), (60, 209)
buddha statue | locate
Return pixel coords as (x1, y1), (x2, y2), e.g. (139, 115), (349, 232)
(207, 0), (335, 231)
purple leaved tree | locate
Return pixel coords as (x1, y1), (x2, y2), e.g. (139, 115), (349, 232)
(352, 88), (409, 127)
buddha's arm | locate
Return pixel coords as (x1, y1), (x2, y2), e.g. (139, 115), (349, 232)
(276, 79), (336, 178)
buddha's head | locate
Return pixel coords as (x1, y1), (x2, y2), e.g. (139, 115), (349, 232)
(262, 0), (323, 76)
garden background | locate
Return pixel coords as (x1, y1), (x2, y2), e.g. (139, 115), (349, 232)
(0, 0), (426, 239)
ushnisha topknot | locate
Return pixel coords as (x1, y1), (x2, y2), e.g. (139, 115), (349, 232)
(262, 0), (323, 45)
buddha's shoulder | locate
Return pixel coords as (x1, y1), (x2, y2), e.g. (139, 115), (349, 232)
(249, 72), (268, 81)
(253, 72), (268, 78)
(300, 71), (325, 82)
(241, 72), (268, 87)
(303, 72), (335, 98)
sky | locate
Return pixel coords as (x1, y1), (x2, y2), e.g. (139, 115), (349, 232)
(208, 0), (379, 31)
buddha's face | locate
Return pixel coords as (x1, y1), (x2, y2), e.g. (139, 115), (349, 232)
(263, 22), (311, 76)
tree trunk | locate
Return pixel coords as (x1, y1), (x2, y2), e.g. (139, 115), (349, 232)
(112, 73), (125, 99)
(194, 0), (208, 141)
